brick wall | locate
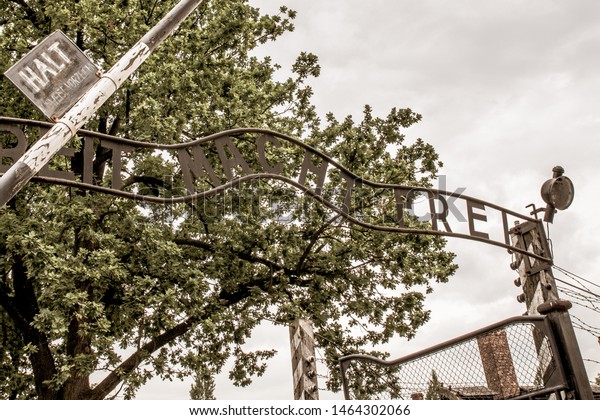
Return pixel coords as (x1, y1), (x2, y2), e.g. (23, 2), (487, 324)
(477, 330), (520, 399)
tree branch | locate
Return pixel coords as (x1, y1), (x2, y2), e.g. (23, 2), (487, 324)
(91, 225), (349, 399)
(174, 238), (288, 275)
(10, 255), (59, 399)
(295, 215), (341, 272)
(90, 270), (274, 400)
(89, 315), (198, 399)
(121, 175), (166, 192)
(9, 0), (43, 26)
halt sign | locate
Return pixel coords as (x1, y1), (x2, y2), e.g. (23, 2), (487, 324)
(4, 30), (99, 121)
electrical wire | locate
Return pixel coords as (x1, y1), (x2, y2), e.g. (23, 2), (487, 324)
(555, 292), (600, 319)
(510, 253), (600, 376)
(555, 271), (598, 299)
(552, 275), (600, 344)
(556, 285), (600, 305)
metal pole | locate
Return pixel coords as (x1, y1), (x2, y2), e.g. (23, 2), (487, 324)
(0, 0), (203, 207)
(511, 220), (593, 399)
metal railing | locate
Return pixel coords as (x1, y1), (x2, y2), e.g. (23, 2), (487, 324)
(339, 316), (568, 400)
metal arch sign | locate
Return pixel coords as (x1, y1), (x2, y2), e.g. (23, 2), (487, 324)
(0, 117), (549, 262)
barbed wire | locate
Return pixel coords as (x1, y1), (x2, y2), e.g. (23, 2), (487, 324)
(562, 295), (600, 314)
(570, 314), (600, 340)
(554, 277), (600, 300)
(550, 269), (600, 372)
(553, 265), (600, 292)
(556, 284), (600, 312)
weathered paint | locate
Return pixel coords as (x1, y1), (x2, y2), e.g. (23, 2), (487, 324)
(289, 319), (319, 400)
(4, 30), (99, 119)
(0, 0), (203, 207)
(510, 221), (593, 399)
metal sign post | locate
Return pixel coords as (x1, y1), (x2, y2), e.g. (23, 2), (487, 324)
(0, 0), (203, 208)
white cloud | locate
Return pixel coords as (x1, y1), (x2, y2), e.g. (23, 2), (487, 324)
(138, 0), (600, 399)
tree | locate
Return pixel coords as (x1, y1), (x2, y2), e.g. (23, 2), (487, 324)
(425, 370), (442, 400)
(0, 0), (456, 399)
(189, 365), (216, 400)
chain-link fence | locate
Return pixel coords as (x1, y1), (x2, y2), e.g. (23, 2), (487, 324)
(339, 316), (568, 400)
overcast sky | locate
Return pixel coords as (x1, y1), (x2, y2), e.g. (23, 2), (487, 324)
(137, 0), (600, 399)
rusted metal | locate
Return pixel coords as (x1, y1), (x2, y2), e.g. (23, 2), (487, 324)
(0, 117), (554, 262)
(0, 0), (204, 208)
(537, 299), (573, 315)
(339, 316), (568, 400)
(540, 166), (575, 223)
(510, 218), (593, 399)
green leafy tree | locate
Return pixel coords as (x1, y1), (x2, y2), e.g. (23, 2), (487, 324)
(0, 0), (456, 399)
(189, 365), (216, 400)
(425, 370), (442, 400)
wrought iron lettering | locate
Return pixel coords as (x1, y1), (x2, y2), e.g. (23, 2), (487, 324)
(214, 136), (254, 181)
(178, 145), (222, 192)
(467, 199), (490, 240)
(256, 134), (283, 175)
(298, 150), (328, 197)
(0, 117), (546, 260)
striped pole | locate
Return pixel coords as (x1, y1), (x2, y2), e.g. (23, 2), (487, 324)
(289, 319), (319, 400)
(0, 0), (203, 207)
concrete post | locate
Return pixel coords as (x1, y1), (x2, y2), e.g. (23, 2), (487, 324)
(511, 220), (593, 399)
(289, 319), (319, 400)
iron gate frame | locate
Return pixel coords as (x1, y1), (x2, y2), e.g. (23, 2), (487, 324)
(339, 315), (569, 400)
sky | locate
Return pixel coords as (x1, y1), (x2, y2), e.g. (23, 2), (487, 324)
(137, 0), (600, 399)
